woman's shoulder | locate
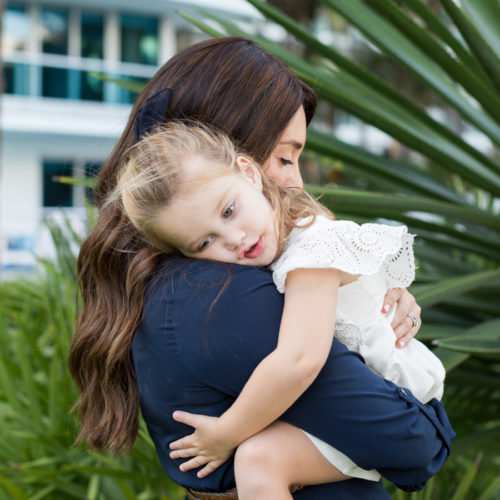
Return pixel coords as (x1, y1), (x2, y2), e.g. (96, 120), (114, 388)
(156, 255), (273, 281)
(146, 256), (276, 306)
(137, 256), (284, 387)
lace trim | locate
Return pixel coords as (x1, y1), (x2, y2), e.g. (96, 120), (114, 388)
(335, 317), (363, 348)
(271, 216), (415, 293)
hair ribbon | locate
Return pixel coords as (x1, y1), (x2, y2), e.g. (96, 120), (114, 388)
(133, 87), (173, 142)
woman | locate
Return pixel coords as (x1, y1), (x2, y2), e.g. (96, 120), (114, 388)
(69, 37), (453, 498)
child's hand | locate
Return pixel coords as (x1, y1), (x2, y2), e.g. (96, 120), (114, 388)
(169, 411), (237, 478)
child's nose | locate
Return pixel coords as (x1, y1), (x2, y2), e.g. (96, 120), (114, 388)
(224, 230), (245, 249)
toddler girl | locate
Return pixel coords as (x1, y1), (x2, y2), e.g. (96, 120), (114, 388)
(113, 122), (445, 499)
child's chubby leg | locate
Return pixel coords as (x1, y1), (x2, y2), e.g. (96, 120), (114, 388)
(234, 420), (349, 500)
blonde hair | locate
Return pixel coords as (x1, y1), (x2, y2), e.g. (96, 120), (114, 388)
(113, 121), (332, 260)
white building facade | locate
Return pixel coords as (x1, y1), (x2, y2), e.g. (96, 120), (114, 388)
(1, 0), (261, 275)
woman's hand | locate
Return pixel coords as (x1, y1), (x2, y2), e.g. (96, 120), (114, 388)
(382, 288), (422, 349)
(169, 411), (237, 478)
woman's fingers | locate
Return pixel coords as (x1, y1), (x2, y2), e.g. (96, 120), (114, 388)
(394, 317), (421, 347)
(389, 289), (414, 329)
(383, 288), (422, 348)
(381, 287), (403, 314)
(393, 308), (422, 349)
(396, 329), (416, 349)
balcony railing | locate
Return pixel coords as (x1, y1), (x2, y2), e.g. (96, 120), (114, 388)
(3, 51), (157, 104)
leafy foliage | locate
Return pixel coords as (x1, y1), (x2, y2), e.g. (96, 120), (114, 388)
(0, 216), (184, 499)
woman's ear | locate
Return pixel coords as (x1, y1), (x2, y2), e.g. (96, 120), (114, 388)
(235, 156), (263, 190)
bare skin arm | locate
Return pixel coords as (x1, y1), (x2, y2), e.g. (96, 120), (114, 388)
(170, 268), (343, 477)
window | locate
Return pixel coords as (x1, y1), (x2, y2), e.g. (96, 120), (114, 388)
(120, 14), (158, 65)
(80, 12), (105, 101)
(42, 67), (69, 98)
(4, 62), (30, 95)
(81, 12), (104, 59)
(42, 160), (102, 208)
(41, 7), (69, 55)
(43, 161), (73, 208)
(7, 235), (34, 252)
(40, 7), (70, 98)
(3, 6), (160, 102)
(116, 75), (150, 104)
(81, 72), (103, 101)
(3, 4), (30, 52)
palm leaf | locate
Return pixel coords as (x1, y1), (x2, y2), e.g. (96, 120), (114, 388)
(248, 0), (500, 175)
(195, 9), (500, 195)
(434, 318), (500, 354)
(401, 0), (487, 76)
(411, 270), (500, 308)
(306, 186), (500, 230)
(440, 0), (500, 94)
(322, 0), (500, 140)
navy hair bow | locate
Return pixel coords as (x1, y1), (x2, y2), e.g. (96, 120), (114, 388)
(133, 87), (173, 142)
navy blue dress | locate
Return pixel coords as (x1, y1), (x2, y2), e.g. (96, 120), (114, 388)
(132, 258), (454, 498)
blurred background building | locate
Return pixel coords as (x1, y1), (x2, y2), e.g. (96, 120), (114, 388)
(0, 0), (261, 275)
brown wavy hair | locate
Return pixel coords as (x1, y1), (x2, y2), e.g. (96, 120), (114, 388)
(69, 37), (317, 453)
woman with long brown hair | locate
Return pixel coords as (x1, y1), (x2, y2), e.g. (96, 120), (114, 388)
(69, 37), (453, 498)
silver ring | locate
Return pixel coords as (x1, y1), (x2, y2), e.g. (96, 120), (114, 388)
(407, 313), (420, 329)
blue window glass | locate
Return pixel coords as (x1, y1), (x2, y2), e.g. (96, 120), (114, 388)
(43, 161), (73, 207)
(7, 235), (34, 252)
(42, 67), (68, 98)
(4, 63), (14, 93)
(3, 4), (30, 52)
(81, 72), (103, 101)
(4, 62), (30, 95)
(120, 14), (158, 65)
(41, 67), (104, 102)
(41, 8), (69, 55)
(116, 75), (149, 104)
(81, 12), (104, 59)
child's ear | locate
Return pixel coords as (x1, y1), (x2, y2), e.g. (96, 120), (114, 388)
(235, 156), (263, 190)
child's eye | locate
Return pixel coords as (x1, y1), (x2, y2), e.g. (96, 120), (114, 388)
(223, 203), (235, 218)
(280, 157), (293, 166)
(198, 236), (214, 252)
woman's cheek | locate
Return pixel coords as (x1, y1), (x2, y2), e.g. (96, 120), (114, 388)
(265, 163), (284, 186)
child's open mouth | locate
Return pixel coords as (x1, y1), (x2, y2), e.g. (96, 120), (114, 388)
(241, 237), (263, 259)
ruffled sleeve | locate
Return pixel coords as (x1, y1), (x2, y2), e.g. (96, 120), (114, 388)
(271, 216), (415, 293)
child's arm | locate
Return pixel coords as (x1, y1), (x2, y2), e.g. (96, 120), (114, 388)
(169, 267), (342, 477)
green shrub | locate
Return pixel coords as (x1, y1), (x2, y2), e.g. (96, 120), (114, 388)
(0, 218), (184, 499)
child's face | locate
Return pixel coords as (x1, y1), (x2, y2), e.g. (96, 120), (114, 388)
(157, 157), (279, 267)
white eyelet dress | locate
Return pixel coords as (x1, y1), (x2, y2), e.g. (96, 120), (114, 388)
(270, 215), (446, 481)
